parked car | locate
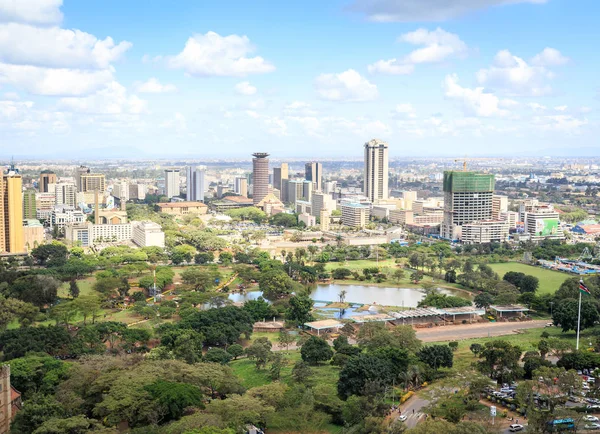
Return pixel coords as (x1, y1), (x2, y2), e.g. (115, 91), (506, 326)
(585, 423), (600, 430)
(584, 415), (600, 422)
(397, 415), (407, 422)
(509, 424), (524, 432)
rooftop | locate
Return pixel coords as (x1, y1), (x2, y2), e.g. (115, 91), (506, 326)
(223, 196), (253, 204)
(304, 319), (343, 330)
(489, 304), (530, 312)
(157, 201), (207, 208)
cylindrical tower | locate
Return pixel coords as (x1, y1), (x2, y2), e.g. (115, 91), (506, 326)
(252, 153), (270, 205)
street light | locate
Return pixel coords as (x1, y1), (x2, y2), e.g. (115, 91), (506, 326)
(549, 301), (554, 317)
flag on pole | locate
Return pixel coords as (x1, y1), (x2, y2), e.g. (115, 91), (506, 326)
(580, 280), (591, 295)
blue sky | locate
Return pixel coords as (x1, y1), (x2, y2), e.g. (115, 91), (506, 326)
(0, 0), (598, 158)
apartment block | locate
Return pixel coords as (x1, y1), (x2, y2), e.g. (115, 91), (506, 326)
(341, 203), (369, 228)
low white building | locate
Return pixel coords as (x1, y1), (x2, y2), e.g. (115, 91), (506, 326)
(51, 206), (86, 229)
(132, 221), (165, 248)
(461, 220), (509, 244)
(298, 212), (316, 227)
(65, 222), (133, 247)
(341, 203), (369, 228)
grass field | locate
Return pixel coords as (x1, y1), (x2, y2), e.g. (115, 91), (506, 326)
(488, 262), (570, 295)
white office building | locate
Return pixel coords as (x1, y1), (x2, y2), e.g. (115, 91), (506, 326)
(164, 169), (181, 199)
(363, 139), (389, 202)
(186, 166), (205, 201)
(55, 183), (77, 207)
(132, 221), (165, 248)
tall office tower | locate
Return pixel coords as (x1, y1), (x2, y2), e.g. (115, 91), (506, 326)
(440, 171), (495, 241)
(252, 153), (269, 205)
(55, 183), (77, 207)
(75, 166), (89, 192)
(272, 163), (288, 192)
(0, 164), (24, 253)
(311, 191), (334, 218)
(39, 170), (57, 193)
(492, 195), (508, 220)
(185, 167), (205, 201)
(235, 177), (248, 197)
(80, 173), (106, 193)
(288, 180), (313, 203)
(363, 139), (389, 202)
(164, 169), (181, 199)
(23, 189), (37, 219)
(305, 162), (323, 192)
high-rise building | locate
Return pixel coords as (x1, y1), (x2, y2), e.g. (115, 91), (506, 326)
(164, 169), (181, 199)
(252, 153), (269, 205)
(185, 167), (205, 201)
(0, 164), (24, 253)
(341, 203), (369, 228)
(305, 162), (323, 192)
(76, 166), (105, 193)
(234, 177), (248, 197)
(311, 191), (335, 218)
(128, 183), (147, 201)
(23, 189), (37, 219)
(39, 170), (57, 193)
(440, 171), (495, 241)
(288, 180), (313, 204)
(273, 163), (288, 192)
(55, 183), (77, 207)
(320, 209), (330, 231)
(363, 139), (389, 202)
(492, 195), (508, 220)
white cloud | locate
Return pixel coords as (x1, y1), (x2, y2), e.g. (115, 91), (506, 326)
(579, 106), (592, 114)
(499, 98), (519, 108)
(0, 0), (63, 25)
(368, 59), (414, 75)
(0, 63), (113, 96)
(531, 47), (569, 67)
(167, 31), (275, 77)
(283, 101), (318, 116)
(134, 78), (177, 93)
(391, 103), (417, 119)
(264, 116), (288, 136)
(399, 28), (467, 63)
(3, 91), (19, 100)
(533, 115), (587, 133)
(0, 23), (131, 69)
(234, 81), (257, 95)
(245, 110), (260, 119)
(369, 28), (466, 75)
(476, 49), (555, 96)
(314, 69), (378, 102)
(444, 73), (509, 117)
(350, 0), (547, 22)
(160, 112), (187, 131)
(553, 105), (567, 112)
(528, 102), (547, 111)
(0, 99), (33, 119)
(58, 81), (147, 114)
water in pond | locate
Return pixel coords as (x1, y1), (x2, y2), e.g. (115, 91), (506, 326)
(228, 283), (471, 309)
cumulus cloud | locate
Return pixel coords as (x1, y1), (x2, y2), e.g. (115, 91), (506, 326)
(314, 69), (378, 102)
(531, 47), (569, 66)
(528, 102), (547, 111)
(134, 78), (177, 93)
(391, 103), (417, 119)
(444, 73), (510, 117)
(349, 0), (547, 22)
(234, 81), (257, 95)
(476, 49), (563, 96)
(368, 59), (414, 75)
(0, 23), (131, 69)
(369, 28), (466, 75)
(399, 28), (467, 63)
(0, 63), (113, 96)
(0, 0), (63, 25)
(533, 115), (587, 134)
(160, 112), (187, 131)
(554, 105), (567, 112)
(283, 101), (318, 116)
(167, 31), (275, 77)
(58, 81), (147, 114)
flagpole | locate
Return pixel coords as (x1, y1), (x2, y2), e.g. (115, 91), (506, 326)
(576, 281), (582, 351)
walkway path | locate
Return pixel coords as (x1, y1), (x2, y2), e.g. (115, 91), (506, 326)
(416, 320), (548, 342)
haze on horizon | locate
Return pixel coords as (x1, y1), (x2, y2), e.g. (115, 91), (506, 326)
(0, 0), (598, 158)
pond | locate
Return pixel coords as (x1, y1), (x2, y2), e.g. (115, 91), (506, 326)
(227, 283), (471, 309)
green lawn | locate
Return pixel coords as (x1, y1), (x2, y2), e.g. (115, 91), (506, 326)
(488, 262), (570, 295)
(324, 259), (398, 272)
(57, 276), (96, 298)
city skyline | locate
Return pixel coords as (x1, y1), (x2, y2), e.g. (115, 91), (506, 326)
(0, 0), (598, 158)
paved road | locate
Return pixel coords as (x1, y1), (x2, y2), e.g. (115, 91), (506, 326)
(398, 396), (429, 428)
(416, 320), (548, 342)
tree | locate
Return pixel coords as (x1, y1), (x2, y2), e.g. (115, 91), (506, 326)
(9, 274), (61, 307)
(170, 330), (205, 364)
(473, 292), (493, 309)
(0, 296), (38, 330)
(194, 251), (215, 264)
(259, 270), (295, 301)
(286, 294), (314, 325)
(520, 275), (539, 293)
(278, 329), (295, 351)
(144, 379), (203, 422)
(171, 244), (196, 264)
(269, 352), (285, 380)
(219, 252), (233, 265)
(476, 340), (523, 383)
(469, 343), (482, 355)
(553, 298), (599, 332)
(417, 345), (454, 370)
(292, 360), (313, 385)
(8, 354), (69, 398)
(31, 242), (68, 267)
(448, 341), (458, 352)
(417, 293), (471, 309)
(301, 336), (333, 365)
(242, 297), (277, 322)
(204, 348), (233, 365)
(10, 393), (65, 434)
(503, 271), (525, 288)
(391, 325), (422, 353)
(392, 268), (405, 283)
(68, 280), (80, 298)
(332, 268), (352, 280)
(337, 354), (394, 399)
(33, 415), (105, 434)
(227, 344), (244, 360)
(245, 337), (273, 370)
(180, 267), (222, 291)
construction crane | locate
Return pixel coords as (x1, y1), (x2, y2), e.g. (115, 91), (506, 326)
(454, 158), (468, 171)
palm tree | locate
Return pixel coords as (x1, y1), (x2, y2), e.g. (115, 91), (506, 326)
(409, 365), (422, 389)
(338, 289), (347, 304)
(399, 371), (412, 391)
